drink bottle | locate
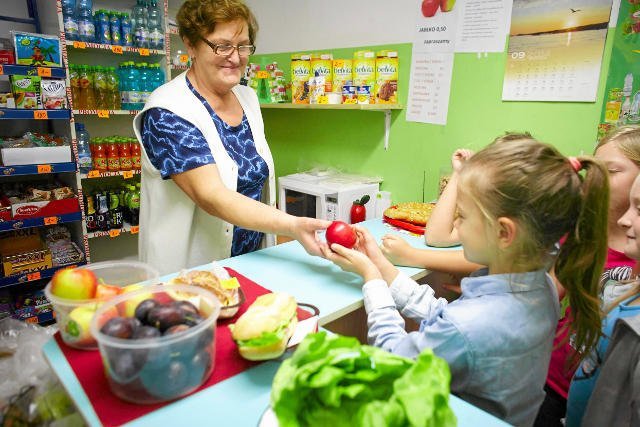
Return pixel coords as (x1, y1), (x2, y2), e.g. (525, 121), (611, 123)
(110, 12), (122, 46)
(75, 123), (92, 174)
(76, 0), (95, 42)
(147, 0), (164, 50)
(94, 9), (110, 44)
(62, 0), (78, 41)
(120, 13), (133, 46)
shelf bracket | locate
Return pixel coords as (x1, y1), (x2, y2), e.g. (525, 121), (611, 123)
(384, 110), (391, 151)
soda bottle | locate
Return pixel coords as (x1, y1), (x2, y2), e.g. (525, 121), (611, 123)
(119, 188), (129, 224)
(130, 138), (141, 170)
(118, 138), (133, 171)
(110, 12), (122, 46)
(129, 184), (141, 226)
(95, 191), (110, 231)
(75, 123), (93, 174)
(120, 12), (133, 47)
(76, 0), (95, 42)
(69, 65), (81, 108)
(106, 67), (121, 109)
(85, 192), (97, 232)
(93, 66), (108, 109)
(92, 138), (108, 172)
(62, 0), (79, 41)
(109, 191), (124, 229)
(107, 138), (121, 172)
(94, 9), (110, 44)
(148, 0), (164, 50)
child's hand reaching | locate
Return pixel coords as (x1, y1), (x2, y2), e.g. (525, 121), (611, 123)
(451, 149), (474, 173)
(321, 242), (382, 282)
(380, 234), (414, 266)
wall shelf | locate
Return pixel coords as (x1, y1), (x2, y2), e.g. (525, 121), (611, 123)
(65, 41), (164, 57)
(0, 162), (76, 177)
(80, 169), (140, 179)
(0, 211), (82, 232)
(0, 64), (66, 78)
(0, 261), (87, 289)
(0, 109), (71, 120)
(87, 223), (139, 239)
(260, 103), (403, 110)
(73, 109), (140, 116)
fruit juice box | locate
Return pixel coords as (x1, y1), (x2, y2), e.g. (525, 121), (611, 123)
(353, 50), (376, 103)
(291, 53), (311, 104)
(332, 59), (353, 93)
(311, 53), (333, 93)
(10, 75), (42, 109)
(375, 50), (398, 104)
(12, 31), (62, 67)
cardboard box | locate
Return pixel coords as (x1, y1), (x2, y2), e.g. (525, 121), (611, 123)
(1, 145), (72, 166)
(0, 231), (52, 276)
(11, 197), (79, 220)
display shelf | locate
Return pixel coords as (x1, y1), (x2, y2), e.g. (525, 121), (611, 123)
(0, 261), (87, 289)
(86, 223), (139, 239)
(260, 103), (403, 110)
(0, 64), (66, 78)
(0, 162), (76, 177)
(73, 109), (139, 116)
(0, 109), (71, 120)
(0, 211), (82, 232)
(20, 310), (55, 325)
(65, 40), (164, 57)
(80, 169), (140, 179)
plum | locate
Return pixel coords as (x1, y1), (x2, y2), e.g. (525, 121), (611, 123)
(146, 305), (185, 332)
(134, 299), (159, 324)
(164, 324), (191, 335)
(108, 349), (145, 383)
(141, 360), (191, 400)
(100, 317), (140, 339)
(172, 300), (198, 315)
(132, 325), (161, 340)
(183, 313), (203, 326)
(187, 349), (213, 389)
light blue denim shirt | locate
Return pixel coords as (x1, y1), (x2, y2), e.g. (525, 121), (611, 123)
(363, 268), (560, 427)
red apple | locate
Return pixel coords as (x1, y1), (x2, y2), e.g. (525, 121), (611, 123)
(95, 283), (122, 300)
(50, 267), (98, 300)
(422, 0), (440, 17)
(326, 221), (357, 249)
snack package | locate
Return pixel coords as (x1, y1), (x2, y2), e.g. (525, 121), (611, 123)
(375, 50), (398, 104)
(0, 93), (15, 108)
(290, 53), (311, 104)
(40, 79), (67, 109)
(12, 31), (62, 67)
(10, 75), (42, 109)
(332, 59), (353, 94)
(310, 53), (333, 93)
(353, 50), (376, 104)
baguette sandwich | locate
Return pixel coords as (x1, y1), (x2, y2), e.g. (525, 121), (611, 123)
(230, 292), (298, 361)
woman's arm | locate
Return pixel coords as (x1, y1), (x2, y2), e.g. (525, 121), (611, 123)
(172, 163), (330, 255)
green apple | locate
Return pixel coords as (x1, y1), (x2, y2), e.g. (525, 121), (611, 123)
(65, 304), (98, 346)
(50, 267), (98, 300)
(120, 283), (154, 317)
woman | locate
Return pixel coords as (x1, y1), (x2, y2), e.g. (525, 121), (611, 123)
(133, 0), (329, 275)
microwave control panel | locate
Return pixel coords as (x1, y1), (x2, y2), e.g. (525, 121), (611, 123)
(325, 196), (338, 221)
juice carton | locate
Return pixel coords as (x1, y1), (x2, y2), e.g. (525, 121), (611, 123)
(311, 53), (333, 93)
(353, 50), (376, 103)
(375, 50), (398, 104)
(12, 31), (62, 67)
(332, 59), (353, 94)
(10, 75), (42, 109)
(290, 53), (311, 104)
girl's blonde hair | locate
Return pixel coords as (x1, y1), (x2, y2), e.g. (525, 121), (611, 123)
(595, 125), (640, 163)
(459, 136), (609, 357)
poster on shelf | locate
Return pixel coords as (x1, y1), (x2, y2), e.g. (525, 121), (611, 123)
(454, 0), (514, 52)
(502, 0), (613, 102)
(406, 52), (455, 125)
(595, 0), (640, 139)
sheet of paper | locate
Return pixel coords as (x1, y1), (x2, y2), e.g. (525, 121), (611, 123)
(455, 0), (513, 52)
(414, 0), (460, 53)
(406, 51), (455, 125)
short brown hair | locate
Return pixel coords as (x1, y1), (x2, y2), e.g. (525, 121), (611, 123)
(177, 0), (258, 47)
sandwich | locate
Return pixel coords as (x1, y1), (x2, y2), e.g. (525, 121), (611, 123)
(230, 292), (298, 361)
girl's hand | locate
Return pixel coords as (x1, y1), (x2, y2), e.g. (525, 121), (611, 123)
(321, 243), (382, 282)
(380, 234), (413, 265)
(451, 149), (474, 172)
(352, 226), (385, 262)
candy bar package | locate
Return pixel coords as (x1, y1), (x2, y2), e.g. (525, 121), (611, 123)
(12, 31), (62, 67)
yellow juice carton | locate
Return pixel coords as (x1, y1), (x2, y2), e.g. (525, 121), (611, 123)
(375, 50), (398, 104)
(290, 53), (311, 104)
(332, 59), (352, 93)
(311, 53), (333, 93)
(353, 50), (376, 103)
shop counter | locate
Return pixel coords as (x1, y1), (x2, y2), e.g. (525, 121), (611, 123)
(43, 219), (509, 426)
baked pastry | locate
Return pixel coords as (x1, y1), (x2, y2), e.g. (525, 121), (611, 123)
(167, 269), (241, 317)
(383, 202), (436, 226)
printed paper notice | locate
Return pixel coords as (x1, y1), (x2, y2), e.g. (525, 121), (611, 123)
(414, 0), (460, 53)
(455, 0), (513, 52)
(406, 52), (455, 125)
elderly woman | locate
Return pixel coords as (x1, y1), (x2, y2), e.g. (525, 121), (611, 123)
(133, 0), (329, 275)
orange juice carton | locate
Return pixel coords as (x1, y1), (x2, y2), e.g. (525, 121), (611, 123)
(290, 53), (311, 104)
(353, 50), (376, 103)
(310, 53), (333, 93)
(375, 50), (398, 104)
(332, 59), (353, 93)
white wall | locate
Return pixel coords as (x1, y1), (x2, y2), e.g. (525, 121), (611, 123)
(245, 0), (418, 54)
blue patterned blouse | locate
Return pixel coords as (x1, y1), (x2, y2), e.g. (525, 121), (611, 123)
(141, 77), (268, 257)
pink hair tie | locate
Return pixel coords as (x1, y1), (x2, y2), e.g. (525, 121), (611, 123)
(568, 157), (582, 172)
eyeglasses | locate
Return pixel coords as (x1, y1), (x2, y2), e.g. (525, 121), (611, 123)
(200, 38), (255, 57)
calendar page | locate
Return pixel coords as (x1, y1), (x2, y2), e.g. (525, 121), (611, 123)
(502, 0), (612, 102)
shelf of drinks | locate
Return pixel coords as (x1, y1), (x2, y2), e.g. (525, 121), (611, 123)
(259, 103), (404, 110)
(0, 65), (66, 78)
(0, 109), (71, 120)
(0, 162), (77, 177)
(0, 261), (87, 289)
(65, 40), (165, 57)
(86, 223), (139, 239)
(79, 169), (141, 179)
(72, 109), (140, 116)
(0, 211), (82, 233)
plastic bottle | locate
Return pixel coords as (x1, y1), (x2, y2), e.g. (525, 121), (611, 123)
(94, 9), (110, 44)
(85, 192), (97, 232)
(110, 12), (122, 46)
(133, 0), (149, 48)
(77, 65), (94, 109)
(107, 138), (121, 172)
(106, 67), (121, 110)
(93, 66), (108, 109)
(151, 63), (165, 90)
(118, 62), (129, 109)
(76, 0), (95, 42)
(138, 63), (150, 106)
(95, 191), (110, 231)
(147, 0), (164, 50)
(109, 191), (124, 229)
(129, 63), (142, 109)
(130, 138), (141, 170)
(75, 123), (93, 174)
(118, 138), (133, 171)
(121, 12), (133, 47)
(69, 65), (81, 108)
(129, 184), (141, 226)
(62, 0), (79, 41)
(92, 138), (108, 172)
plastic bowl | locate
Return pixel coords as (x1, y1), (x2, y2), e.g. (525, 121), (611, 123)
(90, 284), (221, 404)
(44, 261), (159, 350)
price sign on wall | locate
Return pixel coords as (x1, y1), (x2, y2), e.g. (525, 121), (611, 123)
(111, 45), (123, 55)
(97, 110), (110, 118)
(139, 48), (150, 56)
(73, 41), (86, 49)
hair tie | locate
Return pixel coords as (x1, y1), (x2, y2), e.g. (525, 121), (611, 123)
(568, 157), (582, 172)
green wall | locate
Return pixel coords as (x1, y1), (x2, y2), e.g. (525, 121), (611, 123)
(253, 33), (614, 204)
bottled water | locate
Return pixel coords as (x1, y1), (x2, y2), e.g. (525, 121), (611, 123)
(76, 0), (95, 42)
(147, 0), (164, 50)
(62, 0), (78, 41)
(120, 13), (133, 47)
(132, 0), (149, 48)
(75, 123), (93, 174)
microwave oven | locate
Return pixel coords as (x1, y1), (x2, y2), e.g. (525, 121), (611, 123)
(278, 172), (381, 223)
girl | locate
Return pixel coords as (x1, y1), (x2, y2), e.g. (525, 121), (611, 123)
(565, 172), (640, 426)
(322, 136), (608, 427)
